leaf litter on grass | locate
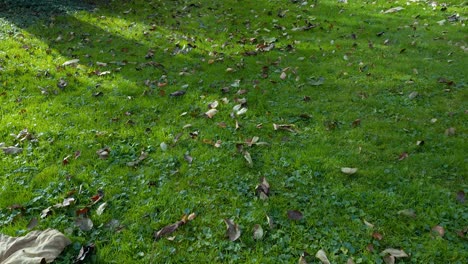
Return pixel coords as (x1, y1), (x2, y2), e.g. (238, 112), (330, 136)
(0, 0), (466, 262)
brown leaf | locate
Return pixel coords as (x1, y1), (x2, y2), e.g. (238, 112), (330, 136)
(170, 90), (186, 97)
(431, 225), (445, 237)
(445, 127), (456, 136)
(456, 190), (465, 204)
(243, 151), (253, 166)
(273, 123), (296, 132)
(40, 207), (52, 219)
(438, 77), (455, 86)
(54, 197), (75, 208)
(57, 78), (68, 89)
(154, 221), (184, 240)
(352, 119), (361, 127)
(184, 154), (193, 164)
(287, 210), (303, 220)
(253, 224), (264, 240)
(366, 243), (374, 253)
(205, 109), (218, 118)
(208, 100), (219, 109)
(380, 248), (408, 258)
(383, 255), (395, 264)
(372, 231), (383, 240)
(27, 218), (38, 230)
(154, 213), (195, 240)
(75, 217), (94, 231)
(127, 151), (148, 166)
(255, 177), (270, 199)
(398, 152), (409, 161)
(2, 146), (23, 155)
(315, 249), (330, 264)
(266, 214), (274, 229)
(62, 59), (79, 66)
(75, 243), (95, 263)
(224, 218), (241, 241)
(96, 147), (110, 159)
(74, 151), (81, 159)
(76, 207), (89, 216)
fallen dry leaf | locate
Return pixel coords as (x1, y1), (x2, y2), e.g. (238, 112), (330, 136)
(372, 231), (383, 240)
(315, 249), (330, 264)
(127, 151), (148, 167)
(170, 90), (186, 97)
(40, 207), (52, 219)
(431, 225), (445, 237)
(255, 177), (270, 200)
(154, 213), (196, 240)
(398, 208), (416, 218)
(75, 243), (95, 263)
(154, 221), (184, 240)
(363, 219), (374, 228)
(253, 224), (264, 240)
(398, 152), (409, 161)
(341, 167), (358, 175)
(298, 252), (309, 264)
(184, 153), (193, 164)
(62, 59), (79, 66)
(54, 198), (75, 208)
(445, 127), (456, 136)
(2, 146), (23, 155)
(224, 218), (241, 241)
(96, 202), (107, 216)
(456, 190), (465, 204)
(266, 214), (274, 229)
(75, 217), (94, 231)
(27, 218), (38, 230)
(208, 100), (219, 109)
(96, 147), (110, 159)
(205, 109), (218, 118)
(280, 71), (287, 80)
(380, 248), (408, 258)
(287, 210), (303, 220)
(243, 151), (253, 166)
(384, 7), (404, 14)
(383, 255), (395, 264)
(273, 123), (296, 132)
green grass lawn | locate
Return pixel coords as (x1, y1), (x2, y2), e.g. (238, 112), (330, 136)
(1, 0), (466, 263)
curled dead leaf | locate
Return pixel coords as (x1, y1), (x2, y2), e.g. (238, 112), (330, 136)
(208, 100), (219, 109)
(255, 177), (270, 200)
(253, 224), (264, 240)
(341, 167), (358, 175)
(456, 190), (465, 204)
(62, 59), (79, 66)
(75, 217), (94, 231)
(273, 123), (296, 132)
(154, 213), (196, 240)
(287, 210), (303, 220)
(224, 218), (241, 241)
(431, 225), (445, 237)
(380, 248), (408, 258)
(243, 151), (253, 167)
(372, 231), (383, 240)
(205, 109), (218, 118)
(96, 147), (110, 159)
(2, 146), (23, 155)
(315, 249), (330, 264)
(154, 221), (184, 240)
(170, 90), (186, 97)
(445, 127), (456, 136)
